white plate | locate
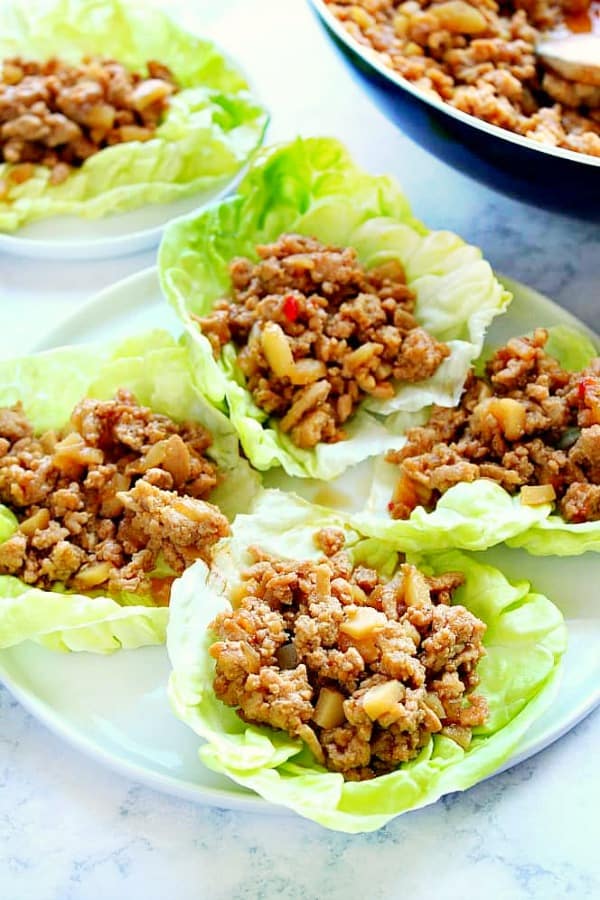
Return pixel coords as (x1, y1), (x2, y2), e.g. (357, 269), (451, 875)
(1, 268), (599, 817)
(0, 182), (235, 261)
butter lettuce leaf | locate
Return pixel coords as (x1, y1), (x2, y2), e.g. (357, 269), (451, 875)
(159, 137), (510, 479)
(0, 0), (268, 232)
(167, 491), (566, 832)
(358, 325), (600, 555)
(0, 331), (260, 653)
(506, 517), (600, 556)
(0, 576), (169, 652)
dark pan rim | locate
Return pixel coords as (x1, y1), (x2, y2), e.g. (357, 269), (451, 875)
(310, 0), (600, 169)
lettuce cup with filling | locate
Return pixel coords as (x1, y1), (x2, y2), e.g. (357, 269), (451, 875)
(159, 137), (510, 479)
(356, 325), (600, 555)
(0, 331), (259, 653)
(167, 491), (566, 832)
(0, 0), (267, 231)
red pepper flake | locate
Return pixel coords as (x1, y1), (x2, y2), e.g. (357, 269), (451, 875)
(282, 294), (299, 322)
(578, 376), (593, 401)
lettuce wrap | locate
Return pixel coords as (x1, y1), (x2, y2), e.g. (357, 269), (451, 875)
(0, 0), (268, 232)
(356, 326), (600, 556)
(167, 491), (566, 832)
(0, 330), (260, 653)
(159, 137), (510, 480)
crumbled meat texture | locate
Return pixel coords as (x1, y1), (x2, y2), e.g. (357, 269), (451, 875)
(0, 404), (32, 442)
(196, 234), (450, 449)
(209, 535), (487, 780)
(386, 328), (600, 523)
(0, 56), (177, 183)
(0, 391), (229, 603)
(117, 480), (230, 577)
(560, 482), (600, 522)
(325, 1), (600, 159)
(314, 527), (347, 556)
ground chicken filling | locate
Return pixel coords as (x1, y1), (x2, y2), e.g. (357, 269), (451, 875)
(209, 528), (488, 780)
(326, 0), (600, 158)
(0, 55), (178, 188)
(0, 391), (230, 604)
(197, 233), (450, 449)
(387, 328), (600, 522)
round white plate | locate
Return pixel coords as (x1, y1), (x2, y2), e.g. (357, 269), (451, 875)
(1, 268), (598, 817)
(0, 181), (236, 261)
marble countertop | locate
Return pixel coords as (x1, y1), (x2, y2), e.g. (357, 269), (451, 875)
(0, 1), (599, 897)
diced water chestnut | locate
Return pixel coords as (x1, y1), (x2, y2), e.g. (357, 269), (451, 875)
(18, 508), (51, 535)
(521, 484), (557, 506)
(313, 687), (346, 728)
(487, 398), (526, 441)
(403, 565), (431, 608)
(261, 322), (295, 378)
(74, 561), (113, 589)
(441, 725), (472, 750)
(339, 606), (387, 640)
(430, 1), (487, 34)
(362, 681), (403, 721)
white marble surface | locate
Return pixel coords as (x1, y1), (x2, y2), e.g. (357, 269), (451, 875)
(0, 1), (599, 897)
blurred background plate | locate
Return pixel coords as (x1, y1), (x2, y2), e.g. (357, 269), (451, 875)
(309, 0), (600, 220)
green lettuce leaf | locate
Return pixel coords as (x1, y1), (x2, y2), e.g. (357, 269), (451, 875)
(0, 576), (169, 652)
(159, 137), (510, 479)
(0, 0), (268, 232)
(506, 517), (600, 556)
(544, 325), (598, 372)
(0, 330), (260, 653)
(357, 325), (600, 555)
(167, 491), (566, 832)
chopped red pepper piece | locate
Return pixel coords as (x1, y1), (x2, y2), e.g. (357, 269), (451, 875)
(578, 375), (600, 423)
(578, 377), (591, 401)
(282, 294), (299, 322)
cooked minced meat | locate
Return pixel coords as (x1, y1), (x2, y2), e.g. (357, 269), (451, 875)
(387, 328), (600, 522)
(327, 1), (600, 159)
(0, 56), (177, 187)
(209, 529), (487, 780)
(196, 233), (450, 449)
(0, 391), (229, 604)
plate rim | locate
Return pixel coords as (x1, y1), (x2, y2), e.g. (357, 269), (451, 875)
(31, 266), (161, 353)
(0, 175), (243, 262)
(0, 649), (275, 815)
(3, 264), (600, 821)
